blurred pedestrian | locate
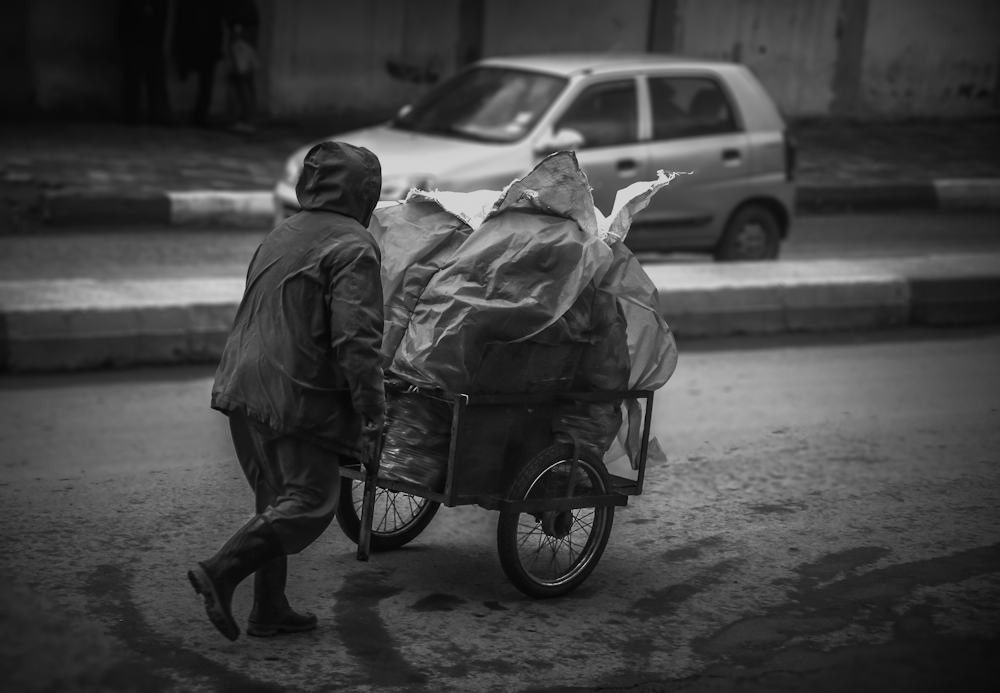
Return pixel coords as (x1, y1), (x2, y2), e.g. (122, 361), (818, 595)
(188, 142), (385, 641)
(172, 0), (225, 127)
(224, 0), (260, 133)
(117, 0), (171, 125)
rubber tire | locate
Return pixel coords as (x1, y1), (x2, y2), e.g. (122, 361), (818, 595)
(496, 444), (615, 599)
(714, 203), (781, 261)
(336, 480), (441, 551)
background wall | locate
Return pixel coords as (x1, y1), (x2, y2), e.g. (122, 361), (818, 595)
(859, 0), (1000, 117)
(481, 0), (650, 57)
(26, 0), (120, 115)
(0, 0), (36, 116)
(666, 0), (842, 117)
(4, 0), (258, 121)
(266, 0), (462, 120)
(664, 0), (1000, 119)
(3, 0), (998, 122)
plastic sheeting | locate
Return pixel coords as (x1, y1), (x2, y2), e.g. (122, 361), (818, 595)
(597, 169), (685, 244)
(387, 207), (614, 393)
(370, 151), (679, 475)
(553, 297), (631, 456)
(605, 242), (678, 391)
(368, 201), (473, 367)
(378, 383), (453, 493)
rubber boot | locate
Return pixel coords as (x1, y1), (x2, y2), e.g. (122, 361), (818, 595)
(188, 515), (284, 641)
(246, 556), (318, 636)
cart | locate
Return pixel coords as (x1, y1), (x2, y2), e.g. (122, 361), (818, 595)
(336, 344), (656, 599)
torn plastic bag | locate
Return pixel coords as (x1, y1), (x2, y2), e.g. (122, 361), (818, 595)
(369, 200), (473, 366)
(529, 280), (615, 347)
(374, 152), (615, 393)
(605, 242), (678, 391)
(377, 382), (453, 493)
(389, 208), (614, 393)
(596, 169), (686, 244)
(370, 151), (679, 470)
(553, 295), (631, 456)
(486, 151), (598, 236)
(598, 226), (678, 470)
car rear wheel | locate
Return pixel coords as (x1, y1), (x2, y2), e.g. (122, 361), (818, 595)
(714, 203), (781, 261)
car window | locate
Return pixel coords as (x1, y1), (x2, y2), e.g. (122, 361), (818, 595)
(648, 77), (738, 140)
(393, 67), (567, 143)
(555, 80), (638, 149)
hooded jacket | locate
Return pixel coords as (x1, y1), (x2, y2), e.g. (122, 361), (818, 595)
(212, 141), (384, 458)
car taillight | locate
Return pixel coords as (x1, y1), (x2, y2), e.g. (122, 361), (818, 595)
(783, 129), (797, 182)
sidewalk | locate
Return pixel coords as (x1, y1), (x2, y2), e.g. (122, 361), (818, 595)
(2, 118), (1000, 230)
(2, 253), (998, 372)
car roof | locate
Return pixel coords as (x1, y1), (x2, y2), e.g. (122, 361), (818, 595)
(477, 53), (734, 77)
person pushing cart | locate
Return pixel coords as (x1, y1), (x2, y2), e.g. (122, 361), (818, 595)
(188, 141), (385, 641)
(190, 148), (678, 641)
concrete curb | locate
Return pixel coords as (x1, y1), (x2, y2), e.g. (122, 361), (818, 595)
(2, 255), (998, 373)
(41, 190), (274, 228)
(796, 179), (1000, 213)
(32, 179), (1000, 228)
(648, 254), (1000, 337)
(0, 279), (244, 372)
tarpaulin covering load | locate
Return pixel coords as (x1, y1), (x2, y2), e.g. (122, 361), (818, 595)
(376, 158), (616, 393)
(367, 201), (474, 368)
(370, 152), (679, 487)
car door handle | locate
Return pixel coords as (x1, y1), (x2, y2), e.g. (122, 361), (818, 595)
(722, 148), (742, 164)
(616, 158), (639, 176)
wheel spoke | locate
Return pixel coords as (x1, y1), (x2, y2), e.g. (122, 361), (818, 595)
(517, 522), (543, 549)
(547, 539), (559, 578)
(378, 493), (390, 532)
(353, 481), (363, 513)
(390, 497), (406, 529)
(529, 534), (545, 572)
(365, 489), (427, 535)
(503, 453), (613, 590)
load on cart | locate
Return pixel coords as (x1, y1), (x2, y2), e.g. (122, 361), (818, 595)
(338, 152), (680, 598)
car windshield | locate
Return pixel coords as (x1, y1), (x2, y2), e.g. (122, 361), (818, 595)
(392, 67), (567, 143)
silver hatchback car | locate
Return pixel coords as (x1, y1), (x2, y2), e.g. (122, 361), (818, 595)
(274, 54), (796, 260)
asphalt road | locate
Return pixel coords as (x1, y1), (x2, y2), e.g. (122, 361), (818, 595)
(1, 212), (998, 281)
(1, 328), (998, 692)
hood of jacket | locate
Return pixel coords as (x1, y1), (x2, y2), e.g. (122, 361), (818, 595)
(296, 141), (382, 227)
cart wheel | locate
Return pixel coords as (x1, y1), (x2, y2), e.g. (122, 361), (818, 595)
(497, 444), (615, 599)
(336, 479), (440, 551)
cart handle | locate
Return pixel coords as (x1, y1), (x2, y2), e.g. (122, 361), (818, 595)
(356, 425), (382, 562)
(462, 390), (653, 406)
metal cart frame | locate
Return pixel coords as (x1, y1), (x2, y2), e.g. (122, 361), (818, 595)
(338, 387), (655, 597)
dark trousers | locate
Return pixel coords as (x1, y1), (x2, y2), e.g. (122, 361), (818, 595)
(228, 70), (256, 123)
(122, 51), (171, 125)
(191, 61), (218, 126)
(229, 412), (341, 555)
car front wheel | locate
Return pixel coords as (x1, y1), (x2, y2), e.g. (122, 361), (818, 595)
(714, 203), (781, 261)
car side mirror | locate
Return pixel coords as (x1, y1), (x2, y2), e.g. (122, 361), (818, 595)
(534, 128), (585, 155)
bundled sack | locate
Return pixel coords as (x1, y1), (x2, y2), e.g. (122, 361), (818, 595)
(549, 169), (680, 464)
(390, 209), (611, 393)
(377, 381), (453, 493)
(596, 182), (682, 469)
(384, 155), (616, 393)
(368, 200), (474, 366)
(369, 152), (680, 471)
(553, 292), (631, 456)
